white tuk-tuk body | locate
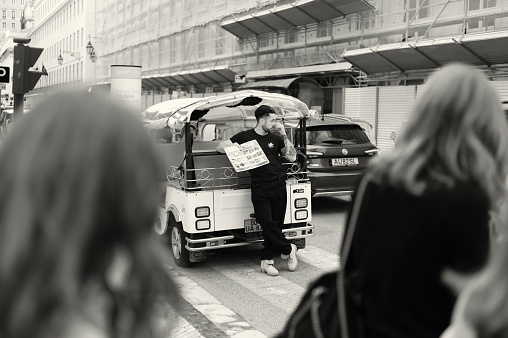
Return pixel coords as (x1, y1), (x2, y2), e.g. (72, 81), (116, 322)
(147, 91), (313, 267)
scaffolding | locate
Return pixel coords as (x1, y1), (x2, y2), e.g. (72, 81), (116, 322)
(33, 0), (508, 90)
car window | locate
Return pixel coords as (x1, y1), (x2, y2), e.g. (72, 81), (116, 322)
(306, 125), (370, 145)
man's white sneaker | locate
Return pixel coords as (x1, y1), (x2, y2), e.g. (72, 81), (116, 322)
(288, 244), (298, 271)
(261, 259), (279, 276)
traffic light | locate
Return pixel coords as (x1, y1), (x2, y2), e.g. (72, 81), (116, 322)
(12, 40), (45, 95)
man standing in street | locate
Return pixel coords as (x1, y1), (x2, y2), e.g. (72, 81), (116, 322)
(217, 105), (298, 276)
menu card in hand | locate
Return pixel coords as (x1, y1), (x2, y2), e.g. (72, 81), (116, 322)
(224, 140), (269, 172)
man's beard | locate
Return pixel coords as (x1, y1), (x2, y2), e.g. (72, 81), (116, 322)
(262, 124), (271, 133)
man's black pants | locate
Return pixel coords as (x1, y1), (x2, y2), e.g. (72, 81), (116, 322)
(251, 178), (292, 260)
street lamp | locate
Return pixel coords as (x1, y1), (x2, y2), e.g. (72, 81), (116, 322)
(86, 40), (94, 55)
(86, 35), (99, 63)
(57, 50), (81, 65)
(90, 49), (97, 63)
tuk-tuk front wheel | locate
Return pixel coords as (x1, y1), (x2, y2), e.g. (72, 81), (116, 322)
(169, 221), (191, 267)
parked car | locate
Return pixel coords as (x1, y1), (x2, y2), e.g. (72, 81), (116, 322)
(145, 91), (313, 267)
(302, 114), (378, 197)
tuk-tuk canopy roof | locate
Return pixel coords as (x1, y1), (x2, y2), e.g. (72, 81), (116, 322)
(146, 90), (310, 132)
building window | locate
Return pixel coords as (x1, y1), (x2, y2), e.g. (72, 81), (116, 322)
(11, 0), (15, 4)
(11, 11), (15, 19)
(405, 0), (430, 21)
(169, 35), (176, 64)
(2, 10), (5, 19)
(2, 22), (5, 28)
(198, 27), (207, 58)
(215, 27), (225, 55)
(285, 28), (297, 44)
(2, 0), (5, 4)
(469, 0), (496, 10)
(258, 34), (269, 48)
(317, 21), (332, 38)
(11, 22), (14, 29)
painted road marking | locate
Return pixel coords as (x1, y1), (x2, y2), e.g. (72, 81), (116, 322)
(296, 245), (340, 271)
(168, 245), (340, 337)
(168, 268), (267, 338)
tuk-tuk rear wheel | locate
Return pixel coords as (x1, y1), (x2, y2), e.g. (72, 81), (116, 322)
(169, 220), (191, 267)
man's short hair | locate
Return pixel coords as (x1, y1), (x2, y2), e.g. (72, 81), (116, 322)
(254, 105), (276, 120)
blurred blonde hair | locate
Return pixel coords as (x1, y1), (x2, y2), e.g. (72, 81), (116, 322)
(0, 91), (178, 338)
(369, 63), (508, 213)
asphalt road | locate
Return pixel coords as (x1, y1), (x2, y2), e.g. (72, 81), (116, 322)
(167, 195), (352, 337)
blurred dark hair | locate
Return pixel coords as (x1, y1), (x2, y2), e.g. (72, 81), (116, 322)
(254, 104), (276, 120)
(0, 90), (179, 338)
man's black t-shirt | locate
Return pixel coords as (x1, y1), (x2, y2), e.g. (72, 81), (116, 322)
(231, 129), (284, 179)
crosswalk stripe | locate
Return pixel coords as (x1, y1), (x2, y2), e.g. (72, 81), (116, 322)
(166, 245), (341, 337)
(207, 245), (339, 314)
(296, 245), (341, 271)
(168, 268), (268, 338)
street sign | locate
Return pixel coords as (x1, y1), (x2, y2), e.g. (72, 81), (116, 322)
(0, 66), (9, 83)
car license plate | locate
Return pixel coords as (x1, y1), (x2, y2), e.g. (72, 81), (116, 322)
(331, 158), (359, 166)
(244, 219), (262, 233)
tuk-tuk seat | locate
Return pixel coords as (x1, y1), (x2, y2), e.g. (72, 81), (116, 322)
(192, 140), (222, 152)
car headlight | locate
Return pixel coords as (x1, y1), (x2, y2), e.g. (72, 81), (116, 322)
(294, 198), (308, 209)
(195, 206), (210, 218)
(295, 210), (308, 220)
(195, 219), (211, 230)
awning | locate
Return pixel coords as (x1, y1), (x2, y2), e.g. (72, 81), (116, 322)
(221, 0), (374, 38)
(342, 30), (508, 76)
(240, 77), (302, 89)
(245, 62), (353, 79)
(142, 66), (236, 89)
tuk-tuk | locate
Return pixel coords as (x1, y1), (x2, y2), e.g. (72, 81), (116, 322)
(146, 90), (313, 267)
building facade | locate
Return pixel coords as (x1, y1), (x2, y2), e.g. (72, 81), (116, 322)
(0, 0), (25, 39)
(9, 0), (508, 115)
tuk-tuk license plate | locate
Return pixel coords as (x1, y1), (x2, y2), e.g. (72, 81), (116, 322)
(244, 219), (263, 233)
(331, 158), (359, 167)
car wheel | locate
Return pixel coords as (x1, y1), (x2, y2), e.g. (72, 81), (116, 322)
(169, 218), (191, 267)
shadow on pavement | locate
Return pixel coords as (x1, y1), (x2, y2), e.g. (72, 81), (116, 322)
(311, 196), (352, 214)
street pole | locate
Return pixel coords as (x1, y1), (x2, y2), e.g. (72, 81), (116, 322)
(13, 94), (23, 121)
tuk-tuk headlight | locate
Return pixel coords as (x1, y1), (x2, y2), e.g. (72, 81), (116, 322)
(196, 219), (211, 230)
(295, 210), (308, 220)
(295, 198), (308, 209)
(195, 206), (210, 218)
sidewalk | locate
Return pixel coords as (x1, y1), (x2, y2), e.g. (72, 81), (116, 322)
(167, 268), (267, 338)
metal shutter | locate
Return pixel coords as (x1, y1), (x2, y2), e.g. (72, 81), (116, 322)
(344, 87), (378, 144)
(416, 84), (427, 98)
(377, 86), (416, 154)
(492, 81), (508, 102)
